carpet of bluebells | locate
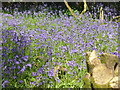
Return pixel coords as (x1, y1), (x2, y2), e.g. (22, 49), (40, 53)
(2, 4), (119, 88)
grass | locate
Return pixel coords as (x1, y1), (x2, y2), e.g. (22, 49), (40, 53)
(1, 6), (119, 88)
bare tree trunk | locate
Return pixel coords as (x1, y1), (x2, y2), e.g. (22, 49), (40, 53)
(83, 50), (119, 88)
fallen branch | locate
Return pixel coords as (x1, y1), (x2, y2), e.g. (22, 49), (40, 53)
(110, 16), (120, 22)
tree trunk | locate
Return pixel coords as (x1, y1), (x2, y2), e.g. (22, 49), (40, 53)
(83, 50), (119, 88)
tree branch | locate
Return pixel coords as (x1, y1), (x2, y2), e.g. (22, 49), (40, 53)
(79, 0), (87, 18)
(110, 16), (120, 22)
(64, 0), (78, 17)
(64, 0), (87, 18)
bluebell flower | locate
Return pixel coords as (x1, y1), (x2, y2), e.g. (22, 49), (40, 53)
(26, 64), (32, 68)
(22, 56), (28, 62)
(37, 67), (44, 74)
(18, 66), (26, 73)
(78, 65), (82, 70)
(17, 66), (21, 69)
(67, 61), (77, 67)
(11, 66), (16, 70)
(13, 76), (17, 79)
(70, 49), (78, 54)
(2, 80), (9, 87)
(39, 82), (43, 85)
(14, 61), (20, 64)
(48, 69), (54, 78)
(19, 80), (23, 83)
(32, 72), (38, 76)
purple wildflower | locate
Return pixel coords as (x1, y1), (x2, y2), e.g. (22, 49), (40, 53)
(48, 69), (54, 78)
(26, 64), (32, 68)
(18, 66), (26, 73)
(17, 66), (21, 69)
(19, 80), (23, 83)
(22, 56), (28, 62)
(37, 67), (44, 74)
(11, 66), (16, 70)
(39, 82), (43, 85)
(78, 65), (82, 70)
(70, 49), (78, 54)
(14, 61), (20, 64)
(66, 61), (77, 67)
(32, 72), (38, 76)
(54, 78), (60, 83)
(13, 76), (17, 79)
(2, 80), (9, 87)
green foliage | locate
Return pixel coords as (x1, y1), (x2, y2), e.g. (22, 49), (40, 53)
(2, 4), (118, 88)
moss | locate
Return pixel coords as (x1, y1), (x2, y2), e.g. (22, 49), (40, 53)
(83, 73), (91, 88)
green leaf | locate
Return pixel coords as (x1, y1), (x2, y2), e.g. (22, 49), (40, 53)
(30, 77), (36, 82)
